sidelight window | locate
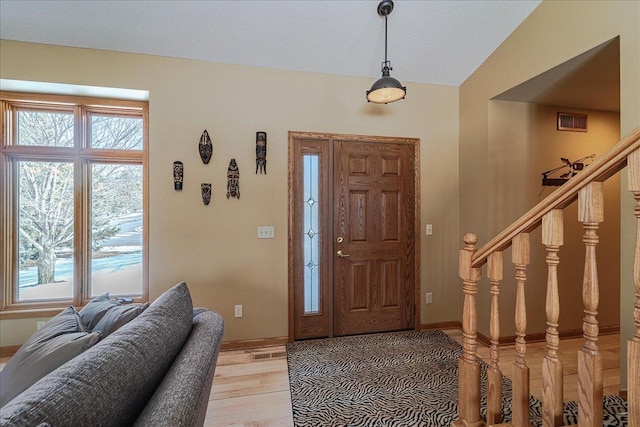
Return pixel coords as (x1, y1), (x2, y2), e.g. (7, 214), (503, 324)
(303, 154), (320, 314)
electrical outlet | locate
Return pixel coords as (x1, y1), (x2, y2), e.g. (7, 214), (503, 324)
(257, 226), (275, 239)
(425, 293), (433, 304)
(234, 304), (243, 318)
(425, 224), (433, 236)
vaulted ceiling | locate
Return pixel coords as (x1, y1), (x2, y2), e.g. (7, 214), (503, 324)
(0, 0), (541, 87)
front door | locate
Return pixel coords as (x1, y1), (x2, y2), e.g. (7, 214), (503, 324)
(333, 139), (415, 335)
(289, 132), (418, 340)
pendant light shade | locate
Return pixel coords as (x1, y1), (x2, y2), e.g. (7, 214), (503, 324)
(366, 65), (406, 104)
(366, 0), (406, 104)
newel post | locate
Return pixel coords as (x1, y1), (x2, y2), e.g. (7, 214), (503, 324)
(577, 182), (604, 427)
(452, 233), (483, 427)
(628, 148), (640, 426)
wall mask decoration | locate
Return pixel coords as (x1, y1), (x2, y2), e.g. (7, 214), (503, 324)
(173, 161), (184, 190)
(199, 130), (213, 164)
(226, 159), (240, 199)
(256, 131), (267, 174)
(201, 183), (212, 205)
(541, 154), (595, 186)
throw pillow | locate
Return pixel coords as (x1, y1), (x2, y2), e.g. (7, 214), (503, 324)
(92, 302), (149, 337)
(0, 306), (101, 408)
(78, 293), (114, 330)
(79, 293), (149, 337)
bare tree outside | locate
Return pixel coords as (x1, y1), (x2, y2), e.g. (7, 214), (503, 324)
(19, 161), (74, 286)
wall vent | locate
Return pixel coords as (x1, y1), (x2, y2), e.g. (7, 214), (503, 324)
(252, 351), (287, 361)
(557, 112), (588, 132)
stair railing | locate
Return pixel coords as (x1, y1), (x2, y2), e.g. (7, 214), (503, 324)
(453, 125), (640, 427)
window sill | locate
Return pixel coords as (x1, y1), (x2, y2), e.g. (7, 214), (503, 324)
(0, 307), (68, 320)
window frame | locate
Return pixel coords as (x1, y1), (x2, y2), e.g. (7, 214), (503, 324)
(1, 91), (149, 319)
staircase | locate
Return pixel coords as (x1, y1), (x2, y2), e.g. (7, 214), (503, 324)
(453, 125), (640, 427)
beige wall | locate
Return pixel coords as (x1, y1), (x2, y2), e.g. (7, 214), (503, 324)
(460, 0), (639, 387)
(0, 40), (460, 345)
(483, 101), (620, 337)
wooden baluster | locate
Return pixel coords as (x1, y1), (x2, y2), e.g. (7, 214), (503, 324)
(453, 233), (483, 427)
(487, 251), (503, 425)
(542, 210), (564, 427)
(577, 182), (604, 427)
(628, 148), (640, 426)
(512, 233), (530, 427)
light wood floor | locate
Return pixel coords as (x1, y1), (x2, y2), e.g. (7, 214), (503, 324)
(0, 330), (622, 426)
(448, 330), (622, 402)
(207, 346), (293, 427)
(206, 330), (622, 426)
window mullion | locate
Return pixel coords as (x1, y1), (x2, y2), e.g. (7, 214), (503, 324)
(73, 105), (86, 306)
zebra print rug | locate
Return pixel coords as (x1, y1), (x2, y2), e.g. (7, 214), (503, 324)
(286, 330), (628, 427)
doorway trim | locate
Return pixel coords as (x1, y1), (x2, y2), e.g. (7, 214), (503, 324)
(287, 131), (421, 342)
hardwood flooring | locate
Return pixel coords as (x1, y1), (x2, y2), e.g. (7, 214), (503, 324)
(444, 329), (622, 403)
(0, 330), (622, 426)
(207, 346), (293, 427)
(207, 330), (622, 426)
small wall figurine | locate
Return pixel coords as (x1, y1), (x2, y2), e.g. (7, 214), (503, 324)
(199, 130), (213, 164)
(173, 161), (183, 190)
(201, 183), (212, 205)
(256, 131), (267, 174)
(227, 159), (240, 199)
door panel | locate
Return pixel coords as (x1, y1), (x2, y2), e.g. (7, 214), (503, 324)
(349, 191), (369, 242)
(381, 259), (400, 308)
(381, 191), (400, 241)
(349, 262), (371, 310)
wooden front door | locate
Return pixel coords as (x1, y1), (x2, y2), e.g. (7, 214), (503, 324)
(289, 132), (418, 341)
(333, 139), (415, 336)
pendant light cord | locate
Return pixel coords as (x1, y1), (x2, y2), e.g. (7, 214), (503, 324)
(384, 15), (388, 64)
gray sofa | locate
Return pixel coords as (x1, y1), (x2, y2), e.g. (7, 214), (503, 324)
(0, 282), (224, 427)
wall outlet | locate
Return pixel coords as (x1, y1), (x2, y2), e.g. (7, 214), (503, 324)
(425, 224), (433, 236)
(258, 226), (275, 239)
(234, 304), (243, 318)
(36, 320), (46, 330)
(425, 293), (433, 304)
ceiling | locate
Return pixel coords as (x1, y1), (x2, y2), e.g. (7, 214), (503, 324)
(0, 0), (542, 87)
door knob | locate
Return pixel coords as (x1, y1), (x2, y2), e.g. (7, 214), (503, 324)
(336, 250), (351, 258)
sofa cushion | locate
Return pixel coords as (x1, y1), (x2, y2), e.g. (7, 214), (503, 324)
(0, 306), (101, 408)
(0, 282), (194, 427)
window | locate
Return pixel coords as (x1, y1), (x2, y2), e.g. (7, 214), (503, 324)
(303, 154), (320, 314)
(1, 92), (148, 316)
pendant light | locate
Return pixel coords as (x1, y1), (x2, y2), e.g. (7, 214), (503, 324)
(366, 0), (406, 104)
